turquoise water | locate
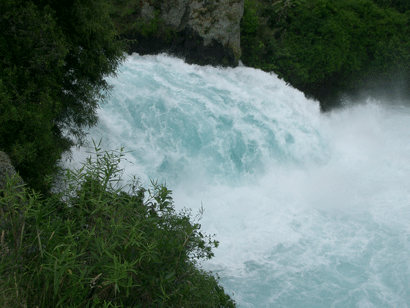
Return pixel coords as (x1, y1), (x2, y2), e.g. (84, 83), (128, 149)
(70, 54), (410, 307)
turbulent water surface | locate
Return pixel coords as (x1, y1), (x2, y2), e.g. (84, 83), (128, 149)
(69, 54), (410, 307)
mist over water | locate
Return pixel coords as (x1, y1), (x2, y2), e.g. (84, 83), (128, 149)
(69, 54), (410, 307)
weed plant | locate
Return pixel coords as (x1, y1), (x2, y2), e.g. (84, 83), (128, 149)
(0, 142), (235, 307)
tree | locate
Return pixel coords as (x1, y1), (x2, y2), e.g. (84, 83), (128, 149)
(371, 0), (410, 13)
(241, 0), (410, 110)
(0, 0), (125, 193)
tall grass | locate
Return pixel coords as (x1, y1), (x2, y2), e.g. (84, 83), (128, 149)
(0, 142), (235, 307)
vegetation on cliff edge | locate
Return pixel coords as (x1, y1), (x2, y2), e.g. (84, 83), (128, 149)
(0, 0), (125, 193)
(241, 0), (410, 110)
(0, 144), (236, 307)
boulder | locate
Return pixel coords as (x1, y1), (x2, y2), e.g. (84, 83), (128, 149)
(0, 151), (25, 193)
(0, 151), (27, 308)
(128, 0), (244, 67)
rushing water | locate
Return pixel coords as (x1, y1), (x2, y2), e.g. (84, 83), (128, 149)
(69, 54), (410, 307)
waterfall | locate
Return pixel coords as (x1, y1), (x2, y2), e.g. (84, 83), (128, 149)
(69, 54), (410, 307)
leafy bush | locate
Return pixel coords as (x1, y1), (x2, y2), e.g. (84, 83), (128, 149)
(241, 0), (410, 110)
(0, 142), (235, 307)
(0, 0), (125, 193)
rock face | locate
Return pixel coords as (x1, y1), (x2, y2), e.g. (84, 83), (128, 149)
(129, 0), (244, 67)
(0, 151), (25, 193)
(0, 151), (25, 247)
(0, 152), (26, 308)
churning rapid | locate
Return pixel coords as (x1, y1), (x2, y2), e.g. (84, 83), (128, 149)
(69, 54), (410, 307)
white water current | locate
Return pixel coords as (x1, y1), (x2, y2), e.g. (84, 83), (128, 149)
(69, 54), (410, 307)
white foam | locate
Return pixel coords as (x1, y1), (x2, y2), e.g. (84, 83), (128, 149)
(68, 54), (410, 307)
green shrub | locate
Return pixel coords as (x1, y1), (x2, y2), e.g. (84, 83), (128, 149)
(0, 142), (235, 307)
(241, 0), (410, 109)
(0, 0), (125, 193)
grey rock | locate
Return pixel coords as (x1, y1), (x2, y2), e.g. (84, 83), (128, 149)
(0, 152), (26, 249)
(160, 0), (190, 29)
(141, 2), (156, 21)
(187, 0), (243, 61)
(0, 151), (25, 193)
(0, 152), (27, 308)
(130, 0), (244, 67)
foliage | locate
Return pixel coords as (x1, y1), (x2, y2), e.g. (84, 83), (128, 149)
(0, 0), (125, 193)
(0, 0), (68, 193)
(0, 143), (236, 307)
(371, 0), (410, 13)
(110, 0), (176, 46)
(241, 0), (410, 110)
